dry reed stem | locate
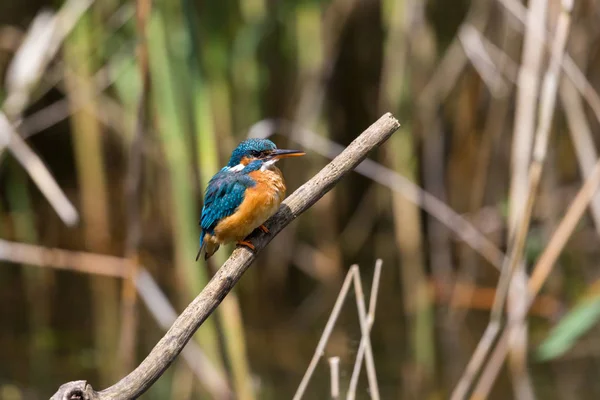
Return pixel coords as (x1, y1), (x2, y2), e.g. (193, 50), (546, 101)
(3, 0), (93, 118)
(496, 0), (600, 129)
(347, 259), (383, 400)
(470, 330), (511, 399)
(507, 0), (546, 234)
(450, 320), (501, 400)
(351, 266), (380, 400)
(450, 21), (518, 328)
(454, 0), (575, 397)
(418, 0), (492, 107)
(0, 112), (79, 225)
(458, 25), (509, 97)
(468, 5), (600, 233)
(470, 157), (600, 399)
(19, 57), (126, 138)
(328, 357), (340, 399)
(460, 23), (522, 87)
(506, 3), (573, 398)
(293, 267), (357, 400)
(455, 0), (543, 396)
(560, 80), (600, 234)
(0, 239), (126, 277)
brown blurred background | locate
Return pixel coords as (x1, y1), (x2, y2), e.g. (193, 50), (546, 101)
(2, 0), (600, 399)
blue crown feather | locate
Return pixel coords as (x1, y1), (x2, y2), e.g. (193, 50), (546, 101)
(227, 138), (276, 166)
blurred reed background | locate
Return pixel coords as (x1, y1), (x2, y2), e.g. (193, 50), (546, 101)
(2, 0), (600, 399)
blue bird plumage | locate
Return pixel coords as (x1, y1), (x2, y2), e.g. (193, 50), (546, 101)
(227, 139), (276, 167)
(197, 139), (305, 261)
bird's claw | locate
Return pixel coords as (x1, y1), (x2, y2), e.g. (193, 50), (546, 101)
(237, 240), (256, 251)
(258, 224), (269, 234)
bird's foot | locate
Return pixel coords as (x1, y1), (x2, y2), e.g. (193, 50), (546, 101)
(258, 224), (269, 234)
(237, 240), (256, 251)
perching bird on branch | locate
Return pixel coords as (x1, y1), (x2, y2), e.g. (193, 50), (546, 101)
(196, 138), (305, 261)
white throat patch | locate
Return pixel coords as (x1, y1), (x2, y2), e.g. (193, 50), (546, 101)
(229, 163), (245, 172)
(260, 159), (278, 171)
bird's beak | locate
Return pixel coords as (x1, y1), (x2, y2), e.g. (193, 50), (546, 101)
(269, 149), (305, 160)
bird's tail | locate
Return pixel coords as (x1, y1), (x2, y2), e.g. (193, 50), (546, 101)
(195, 233), (220, 261)
(195, 234), (206, 262)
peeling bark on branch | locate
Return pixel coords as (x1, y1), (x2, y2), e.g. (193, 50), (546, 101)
(50, 113), (401, 400)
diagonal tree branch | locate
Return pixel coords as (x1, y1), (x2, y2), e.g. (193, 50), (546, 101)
(50, 112), (401, 400)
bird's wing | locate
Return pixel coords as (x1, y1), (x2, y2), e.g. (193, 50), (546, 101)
(200, 171), (256, 234)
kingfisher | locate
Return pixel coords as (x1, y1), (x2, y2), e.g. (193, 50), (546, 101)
(196, 138), (305, 261)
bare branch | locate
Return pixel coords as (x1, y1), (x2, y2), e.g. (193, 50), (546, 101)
(50, 113), (401, 400)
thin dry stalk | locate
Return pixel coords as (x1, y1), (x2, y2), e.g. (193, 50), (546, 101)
(506, 3), (573, 398)
(466, 26), (520, 83)
(460, 0), (547, 396)
(328, 357), (340, 399)
(458, 25), (509, 97)
(447, 21), (519, 391)
(455, 0), (574, 397)
(347, 259), (383, 400)
(467, 3), (600, 233)
(418, 0), (492, 106)
(450, 321), (501, 400)
(351, 266), (380, 400)
(293, 268), (357, 400)
(0, 239), (127, 277)
(470, 157), (600, 399)
(3, 0), (94, 119)
(0, 112), (78, 225)
(18, 53), (130, 138)
(496, 0), (600, 130)
(506, 0), (546, 237)
(560, 80), (600, 234)
(450, 21), (517, 321)
(471, 328), (511, 398)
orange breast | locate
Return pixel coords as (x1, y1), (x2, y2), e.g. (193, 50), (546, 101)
(213, 167), (286, 242)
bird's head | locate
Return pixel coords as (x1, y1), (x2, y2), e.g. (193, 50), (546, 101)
(227, 138), (305, 170)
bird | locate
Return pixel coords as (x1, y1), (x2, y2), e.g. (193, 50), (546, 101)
(196, 138), (305, 261)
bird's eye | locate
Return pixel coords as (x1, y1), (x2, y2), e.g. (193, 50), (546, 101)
(250, 150), (262, 157)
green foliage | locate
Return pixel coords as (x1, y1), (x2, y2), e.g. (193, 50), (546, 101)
(537, 296), (600, 360)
